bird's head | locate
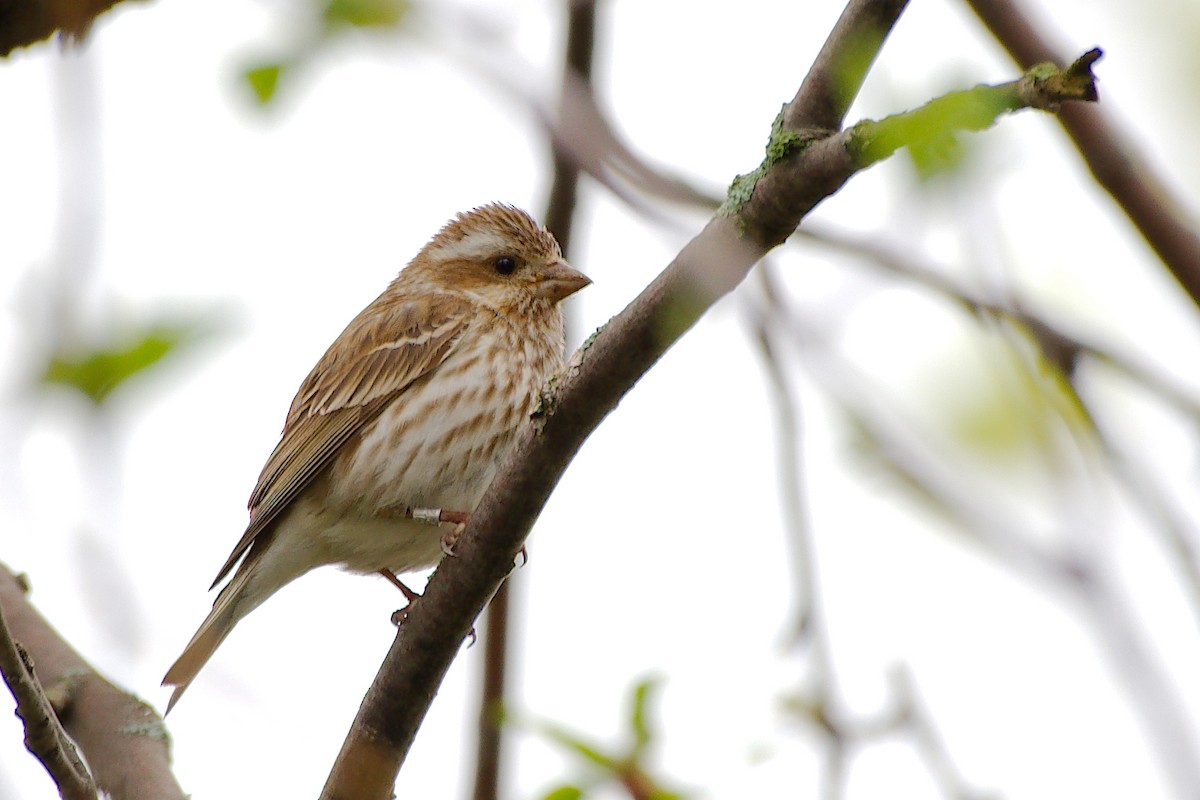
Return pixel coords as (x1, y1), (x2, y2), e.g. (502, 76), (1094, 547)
(404, 204), (591, 310)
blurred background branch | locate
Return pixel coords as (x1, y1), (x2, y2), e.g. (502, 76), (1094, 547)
(964, 0), (1200, 307)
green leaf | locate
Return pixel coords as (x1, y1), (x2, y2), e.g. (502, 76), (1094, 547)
(535, 722), (618, 770)
(541, 787), (585, 800)
(906, 129), (970, 182)
(244, 62), (286, 105)
(628, 675), (664, 754)
(518, 677), (693, 800)
(322, 0), (407, 29)
(648, 790), (688, 800)
(41, 321), (203, 405)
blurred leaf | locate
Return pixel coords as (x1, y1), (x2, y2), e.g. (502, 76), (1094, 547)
(237, 0), (410, 110)
(628, 675), (663, 754)
(535, 722), (618, 770)
(244, 62), (287, 105)
(41, 319), (208, 405)
(906, 129), (970, 182)
(322, 0), (408, 29)
(646, 789), (688, 800)
(840, 407), (965, 527)
(541, 787), (585, 800)
(946, 330), (1078, 458)
(519, 675), (693, 800)
(895, 70), (998, 184)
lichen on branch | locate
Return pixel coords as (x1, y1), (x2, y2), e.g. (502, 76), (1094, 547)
(720, 109), (829, 221)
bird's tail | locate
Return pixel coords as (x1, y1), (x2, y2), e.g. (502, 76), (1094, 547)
(162, 565), (256, 714)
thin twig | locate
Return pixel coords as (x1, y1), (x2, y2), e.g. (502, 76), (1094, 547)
(964, 0), (1200, 308)
(753, 266), (992, 800)
(796, 224), (1200, 422)
(447, 11), (717, 223)
(749, 267), (825, 656)
(724, 49), (1097, 251)
(847, 49), (1101, 165)
(764, 288), (1200, 798)
(0, 595), (98, 800)
(0, 564), (185, 800)
(793, 223), (1200, 625)
(1099, 440), (1200, 632)
(543, 0), (600, 250)
(471, 577), (510, 800)
(890, 667), (998, 800)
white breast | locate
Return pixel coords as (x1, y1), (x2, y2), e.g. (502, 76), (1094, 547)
(319, 307), (563, 573)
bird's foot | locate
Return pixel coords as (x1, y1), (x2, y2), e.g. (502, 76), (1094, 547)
(398, 507), (471, 556)
(379, 569), (420, 627)
(440, 520), (468, 557)
(378, 568), (475, 644)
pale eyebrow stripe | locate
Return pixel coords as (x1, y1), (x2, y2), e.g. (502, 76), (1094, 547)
(427, 230), (509, 262)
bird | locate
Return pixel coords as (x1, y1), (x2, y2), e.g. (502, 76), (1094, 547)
(162, 203), (590, 712)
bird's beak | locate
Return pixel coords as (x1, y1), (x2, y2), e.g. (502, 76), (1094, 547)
(533, 260), (592, 302)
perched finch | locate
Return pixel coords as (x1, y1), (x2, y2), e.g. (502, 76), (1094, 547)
(163, 204), (589, 711)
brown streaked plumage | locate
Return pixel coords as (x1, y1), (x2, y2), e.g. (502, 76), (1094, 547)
(162, 204), (589, 711)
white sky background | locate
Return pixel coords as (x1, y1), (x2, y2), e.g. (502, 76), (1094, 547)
(3, 0), (1200, 798)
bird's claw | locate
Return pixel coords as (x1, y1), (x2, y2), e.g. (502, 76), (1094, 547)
(441, 522), (467, 557)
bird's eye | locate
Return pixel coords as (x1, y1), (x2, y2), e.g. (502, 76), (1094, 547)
(493, 256), (518, 275)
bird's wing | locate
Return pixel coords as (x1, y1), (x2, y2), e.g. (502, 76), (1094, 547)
(209, 293), (473, 588)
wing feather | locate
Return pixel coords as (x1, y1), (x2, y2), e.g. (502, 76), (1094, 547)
(209, 294), (472, 588)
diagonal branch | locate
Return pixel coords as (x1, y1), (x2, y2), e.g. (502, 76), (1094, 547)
(318, 4), (1101, 797)
(785, 0), (910, 131)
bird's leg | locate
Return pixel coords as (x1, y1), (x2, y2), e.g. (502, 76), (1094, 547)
(378, 569), (421, 602)
(410, 508), (528, 565)
(439, 517), (469, 557)
(398, 507), (471, 556)
(379, 566), (476, 645)
(379, 569), (421, 627)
